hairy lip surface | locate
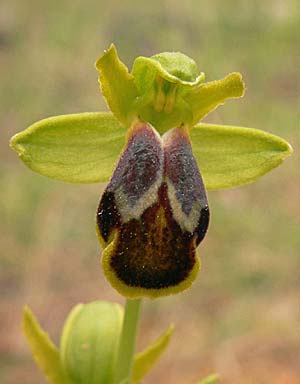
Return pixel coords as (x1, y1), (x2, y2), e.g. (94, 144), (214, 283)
(97, 121), (209, 292)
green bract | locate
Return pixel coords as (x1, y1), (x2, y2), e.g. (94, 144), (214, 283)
(22, 306), (71, 384)
(132, 324), (174, 384)
(22, 301), (174, 384)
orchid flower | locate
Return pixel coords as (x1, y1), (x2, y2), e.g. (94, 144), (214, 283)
(11, 44), (292, 384)
(10, 44), (292, 299)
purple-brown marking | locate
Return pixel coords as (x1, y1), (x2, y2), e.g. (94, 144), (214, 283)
(110, 183), (196, 288)
(108, 121), (163, 206)
(97, 121), (209, 289)
(164, 127), (209, 216)
(97, 191), (121, 242)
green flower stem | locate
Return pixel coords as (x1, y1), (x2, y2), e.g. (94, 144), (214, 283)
(115, 298), (142, 384)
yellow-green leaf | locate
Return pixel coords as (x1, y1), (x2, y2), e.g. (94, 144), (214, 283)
(132, 324), (174, 384)
(22, 306), (70, 384)
(10, 112), (126, 183)
(191, 123), (293, 190)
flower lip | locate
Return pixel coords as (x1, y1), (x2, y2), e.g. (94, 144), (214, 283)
(97, 120), (209, 298)
(108, 182), (198, 289)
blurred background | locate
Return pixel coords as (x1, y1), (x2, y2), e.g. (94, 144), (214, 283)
(1, 0), (299, 383)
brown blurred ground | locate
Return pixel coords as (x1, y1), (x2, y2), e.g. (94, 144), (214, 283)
(1, 1), (299, 383)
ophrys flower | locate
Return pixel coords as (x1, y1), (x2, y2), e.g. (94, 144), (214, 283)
(10, 44), (292, 299)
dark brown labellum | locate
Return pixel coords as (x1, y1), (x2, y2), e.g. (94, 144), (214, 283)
(97, 120), (209, 295)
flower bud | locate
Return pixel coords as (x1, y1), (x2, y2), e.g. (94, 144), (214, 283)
(60, 301), (123, 384)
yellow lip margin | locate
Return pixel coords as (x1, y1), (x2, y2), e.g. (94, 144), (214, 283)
(100, 231), (201, 299)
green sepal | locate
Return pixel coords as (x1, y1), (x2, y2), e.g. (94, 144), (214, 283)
(22, 306), (71, 384)
(191, 123), (293, 190)
(60, 301), (123, 384)
(197, 374), (219, 384)
(10, 112), (126, 183)
(185, 72), (245, 125)
(132, 324), (174, 384)
(132, 52), (205, 94)
(95, 44), (139, 126)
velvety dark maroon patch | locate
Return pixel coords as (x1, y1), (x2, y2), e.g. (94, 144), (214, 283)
(97, 122), (210, 290)
(97, 191), (121, 242)
(194, 206), (210, 245)
(109, 183), (196, 289)
(108, 122), (163, 207)
(164, 128), (208, 216)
